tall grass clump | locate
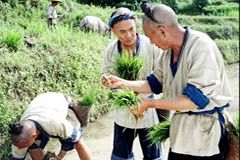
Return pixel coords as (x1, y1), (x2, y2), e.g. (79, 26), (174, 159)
(1, 31), (22, 51)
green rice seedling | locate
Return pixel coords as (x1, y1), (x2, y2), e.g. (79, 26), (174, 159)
(72, 91), (97, 127)
(110, 89), (143, 120)
(111, 89), (139, 109)
(114, 54), (143, 80)
(80, 91), (97, 107)
(148, 120), (171, 144)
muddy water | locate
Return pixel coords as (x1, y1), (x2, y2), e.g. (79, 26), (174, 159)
(42, 63), (239, 160)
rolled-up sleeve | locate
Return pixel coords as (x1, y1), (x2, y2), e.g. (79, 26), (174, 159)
(60, 128), (82, 151)
(183, 83), (209, 110)
(147, 74), (162, 94)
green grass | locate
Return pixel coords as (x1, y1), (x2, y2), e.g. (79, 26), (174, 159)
(1, 31), (22, 51)
(0, 1), (239, 158)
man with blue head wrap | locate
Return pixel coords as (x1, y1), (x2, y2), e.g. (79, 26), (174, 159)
(101, 7), (166, 160)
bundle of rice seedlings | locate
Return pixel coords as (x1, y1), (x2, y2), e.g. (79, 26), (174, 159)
(110, 89), (143, 120)
(80, 91), (97, 107)
(71, 91), (96, 127)
(114, 54), (143, 80)
(148, 120), (171, 144)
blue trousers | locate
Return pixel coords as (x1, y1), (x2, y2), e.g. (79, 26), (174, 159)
(111, 123), (163, 160)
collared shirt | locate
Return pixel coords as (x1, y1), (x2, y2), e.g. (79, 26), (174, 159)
(11, 92), (81, 159)
(101, 34), (163, 129)
(148, 27), (233, 156)
(48, 5), (57, 19)
(47, 5), (57, 25)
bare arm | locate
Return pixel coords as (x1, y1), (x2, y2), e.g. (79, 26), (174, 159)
(75, 139), (92, 160)
(140, 95), (198, 112)
(53, 150), (66, 160)
(29, 149), (44, 160)
(101, 75), (152, 93)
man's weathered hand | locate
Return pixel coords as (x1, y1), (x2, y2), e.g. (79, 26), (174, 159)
(52, 150), (66, 160)
(101, 75), (122, 89)
(138, 98), (152, 115)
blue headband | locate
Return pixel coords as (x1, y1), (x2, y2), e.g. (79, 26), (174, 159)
(108, 13), (136, 28)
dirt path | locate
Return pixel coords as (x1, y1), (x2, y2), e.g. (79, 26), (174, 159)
(45, 63), (239, 160)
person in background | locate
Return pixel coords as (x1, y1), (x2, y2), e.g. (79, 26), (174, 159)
(9, 92), (92, 160)
(47, 0), (61, 28)
(101, 7), (166, 160)
(102, 3), (233, 160)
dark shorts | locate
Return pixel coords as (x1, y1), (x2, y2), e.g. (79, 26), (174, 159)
(111, 123), (163, 160)
(168, 150), (224, 160)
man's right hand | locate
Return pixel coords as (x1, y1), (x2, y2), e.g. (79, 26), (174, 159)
(101, 75), (123, 89)
(52, 150), (66, 160)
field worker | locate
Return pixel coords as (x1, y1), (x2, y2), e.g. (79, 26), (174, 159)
(47, 0), (61, 28)
(101, 7), (166, 160)
(9, 92), (92, 160)
(102, 3), (233, 160)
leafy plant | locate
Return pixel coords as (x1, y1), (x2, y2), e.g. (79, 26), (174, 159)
(148, 120), (171, 143)
(114, 54), (143, 80)
(80, 91), (97, 107)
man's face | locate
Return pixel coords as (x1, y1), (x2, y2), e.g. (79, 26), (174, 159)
(143, 21), (169, 50)
(112, 19), (137, 47)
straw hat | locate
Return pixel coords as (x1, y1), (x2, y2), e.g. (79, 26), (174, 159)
(51, 0), (62, 2)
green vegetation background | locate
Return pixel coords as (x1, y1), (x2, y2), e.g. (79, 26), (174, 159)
(0, 0), (239, 158)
